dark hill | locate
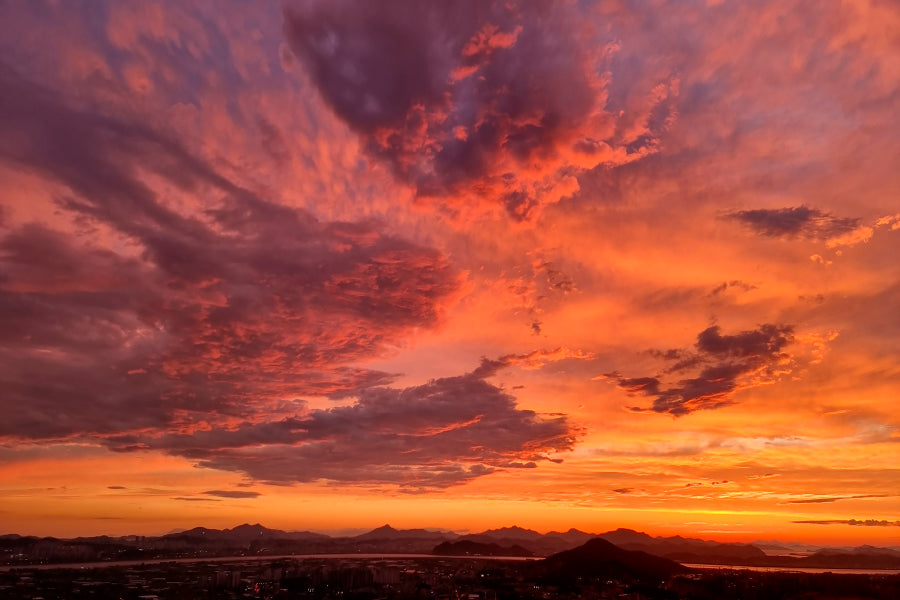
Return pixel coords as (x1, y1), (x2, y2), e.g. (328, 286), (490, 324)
(542, 538), (691, 582)
(598, 529), (766, 564)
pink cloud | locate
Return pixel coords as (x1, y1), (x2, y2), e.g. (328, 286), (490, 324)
(0, 67), (463, 441)
(0, 57), (580, 489)
(284, 0), (674, 222)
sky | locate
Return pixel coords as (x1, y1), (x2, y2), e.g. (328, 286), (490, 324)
(0, 0), (898, 546)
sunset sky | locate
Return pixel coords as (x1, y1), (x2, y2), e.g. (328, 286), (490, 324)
(1, 0), (898, 546)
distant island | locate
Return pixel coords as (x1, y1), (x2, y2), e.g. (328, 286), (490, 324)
(3, 523), (900, 571)
(432, 539), (534, 557)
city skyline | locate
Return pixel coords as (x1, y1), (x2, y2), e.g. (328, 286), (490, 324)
(1, 1), (898, 545)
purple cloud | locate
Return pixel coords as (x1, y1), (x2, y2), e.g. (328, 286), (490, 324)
(111, 361), (578, 489)
(609, 324), (795, 416)
(0, 66), (462, 441)
(284, 0), (674, 221)
(728, 206), (859, 240)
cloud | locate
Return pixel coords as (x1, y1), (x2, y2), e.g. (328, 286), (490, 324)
(203, 490), (262, 499)
(794, 519), (900, 527)
(0, 65), (463, 441)
(107, 486), (127, 490)
(730, 208), (896, 251)
(788, 498), (843, 504)
(709, 280), (757, 297)
(111, 358), (579, 489)
(824, 225), (874, 249)
(876, 214), (900, 230)
(172, 497), (222, 502)
(283, 0), (674, 221)
(607, 323), (795, 416)
(787, 494), (888, 504)
(0, 64), (579, 490)
(472, 347), (594, 379)
(727, 206), (860, 241)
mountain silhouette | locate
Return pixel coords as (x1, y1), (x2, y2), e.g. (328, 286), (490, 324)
(542, 538), (691, 581)
(433, 540), (534, 557)
(164, 523), (328, 543)
(354, 524), (456, 541)
(545, 528), (596, 546)
(597, 527), (656, 546)
(597, 529), (766, 563)
(474, 525), (545, 541)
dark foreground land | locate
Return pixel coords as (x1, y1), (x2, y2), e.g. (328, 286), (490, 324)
(2, 555), (899, 600)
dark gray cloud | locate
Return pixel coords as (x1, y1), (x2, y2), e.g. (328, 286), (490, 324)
(727, 206), (859, 240)
(112, 361), (578, 489)
(203, 490), (262, 499)
(709, 280), (757, 297)
(609, 323), (795, 416)
(172, 497), (222, 502)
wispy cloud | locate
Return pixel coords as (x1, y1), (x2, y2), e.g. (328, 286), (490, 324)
(202, 490), (262, 499)
(794, 519), (900, 527)
(171, 497), (222, 503)
(786, 494), (888, 504)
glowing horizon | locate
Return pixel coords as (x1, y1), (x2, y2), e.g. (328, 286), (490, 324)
(0, 0), (898, 547)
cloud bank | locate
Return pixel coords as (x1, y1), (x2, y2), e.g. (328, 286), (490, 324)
(108, 361), (578, 489)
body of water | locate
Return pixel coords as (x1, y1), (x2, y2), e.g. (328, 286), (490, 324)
(685, 563), (900, 575)
(5, 555), (898, 576)
(0, 553), (536, 572)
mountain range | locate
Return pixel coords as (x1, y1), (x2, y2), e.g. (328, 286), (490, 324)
(3, 524), (900, 570)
